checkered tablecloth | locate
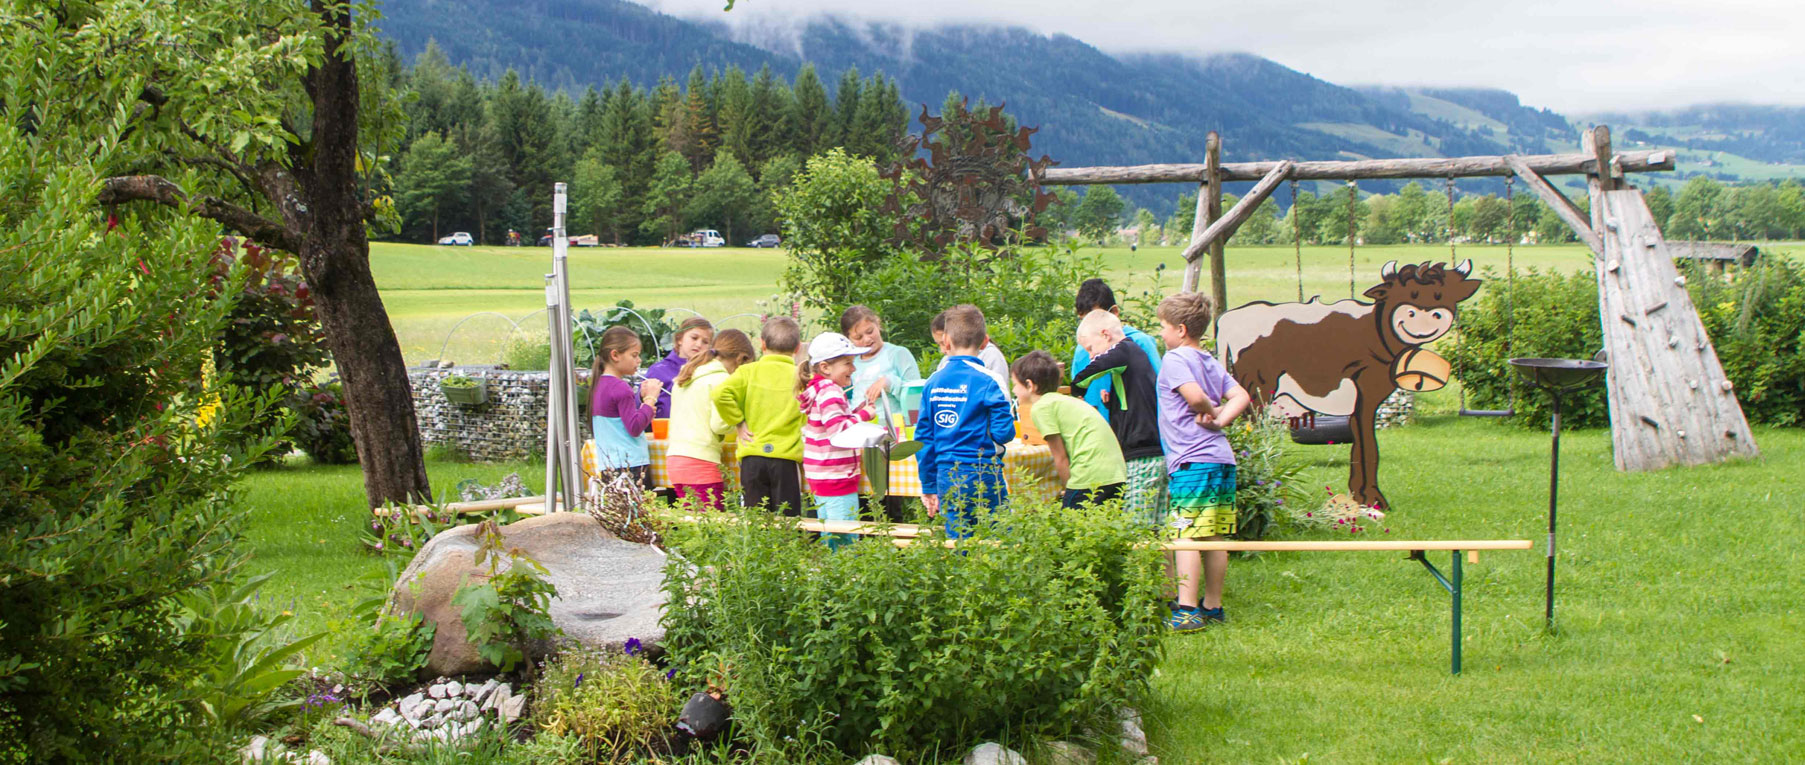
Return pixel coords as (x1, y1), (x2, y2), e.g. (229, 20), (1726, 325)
(584, 438), (1057, 502)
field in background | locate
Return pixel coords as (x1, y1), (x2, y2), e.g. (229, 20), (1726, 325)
(374, 241), (1598, 367)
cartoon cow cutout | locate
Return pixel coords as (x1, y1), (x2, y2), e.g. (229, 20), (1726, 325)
(1217, 261), (1481, 509)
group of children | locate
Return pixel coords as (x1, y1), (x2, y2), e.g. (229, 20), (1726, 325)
(585, 279), (1249, 632)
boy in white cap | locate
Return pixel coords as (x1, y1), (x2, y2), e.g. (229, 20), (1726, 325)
(796, 332), (876, 547)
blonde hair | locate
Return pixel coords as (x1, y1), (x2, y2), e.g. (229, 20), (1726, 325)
(1158, 292), (1215, 341)
(943, 304), (987, 350)
(1076, 309), (1123, 344)
(675, 328), (756, 387)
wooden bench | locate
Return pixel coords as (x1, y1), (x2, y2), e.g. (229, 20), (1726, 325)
(792, 519), (1532, 675)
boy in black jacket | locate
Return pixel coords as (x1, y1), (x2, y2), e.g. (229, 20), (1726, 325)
(1072, 309), (1166, 525)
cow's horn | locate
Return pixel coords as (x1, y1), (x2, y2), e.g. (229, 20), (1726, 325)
(1454, 259), (1473, 276)
(1380, 260), (1398, 279)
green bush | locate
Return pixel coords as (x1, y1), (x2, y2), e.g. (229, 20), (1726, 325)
(1444, 266), (1610, 427)
(213, 238), (331, 462)
(1227, 410), (1308, 539)
(1447, 260), (1805, 428)
(777, 148), (902, 316)
(574, 300), (681, 367)
(502, 329), (551, 371)
(534, 648), (679, 760)
(661, 503), (1166, 761)
(0, 126), (282, 757)
(451, 521), (560, 673)
(173, 573), (325, 733)
(1682, 257), (1805, 426)
(840, 240), (1105, 365)
(288, 380), (358, 464)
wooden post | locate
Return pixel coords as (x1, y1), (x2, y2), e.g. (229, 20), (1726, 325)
(1593, 188), (1759, 471)
(1206, 132), (1228, 313)
(1504, 154), (1604, 256)
(1180, 161), (1291, 264)
(1181, 134), (1213, 294)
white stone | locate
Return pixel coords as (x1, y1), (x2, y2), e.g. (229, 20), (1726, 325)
(1042, 741), (1096, 765)
(499, 693), (527, 724)
(964, 742), (1027, 765)
(483, 685), (511, 712)
(854, 757), (901, 765)
(422, 712), (446, 729)
(398, 692), (426, 720)
(435, 697), (460, 714)
(428, 683), (448, 699)
(305, 752), (330, 765)
(240, 735), (270, 762)
(1137, 757), (1159, 765)
(458, 700), (480, 720)
(472, 678), (500, 705)
(445, 680), (464, 697)
(371, 708), (402, 727)
(1119, 708), (1150, 757)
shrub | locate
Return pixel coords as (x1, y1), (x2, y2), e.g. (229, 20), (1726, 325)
(776, 148), (901, 315)
(1226, 410), (1308, 539)
(213, 237), (331, 461)
(534, 648), (679, 760)
(502, 329), (551, 371)
(288, 380), (358, 464)
(451, 521), (560, 673)
(173, 573), (325, 733)
(337, 563), (436, 688)
(840, 239), (1105, 365)
(1446, 260), (1805, 428)
(661, 503), (1166, 761)
(0, 44), (285, 754)
(574, 300), (681, 368)
(1444, 266), (1609, 427)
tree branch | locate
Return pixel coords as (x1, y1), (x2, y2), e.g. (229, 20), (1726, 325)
(99, 175), (296, 252)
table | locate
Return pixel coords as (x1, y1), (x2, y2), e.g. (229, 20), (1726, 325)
(583, 438), (1058, 502)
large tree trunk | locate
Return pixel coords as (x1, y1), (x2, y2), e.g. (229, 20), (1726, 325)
(297, 0), (431, 506)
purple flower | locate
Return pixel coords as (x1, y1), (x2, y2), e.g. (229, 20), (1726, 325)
(1255, 479), (1265, 486)
(1274, 499), (1284, 506)
(666, 668), (676, 680)
(371, 521), (382, 530)
(574, 673), (584, 688)
(374, 542), (383, 550)
(624, 637), (643, 656)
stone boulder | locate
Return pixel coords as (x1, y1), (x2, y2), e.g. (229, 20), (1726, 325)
(388, 513), (668, 676)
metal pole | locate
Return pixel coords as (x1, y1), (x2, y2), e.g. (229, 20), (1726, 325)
(1451, 550), (1463, 675)
(1546, 391), (1562, 630)
(544, 273), (563, 512)
(553, 183), (581, 508)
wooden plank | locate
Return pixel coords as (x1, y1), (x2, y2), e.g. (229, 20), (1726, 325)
(891, 538), (1533, 551)
(1042, 149), (1674, 185)
(1180, 133), (1215, 294)
(1594, 189), (1759, 471)
(1181, 161), (1291, 263)
(1504, 155), (1603, 256)
(1205, 132), (1227, 314)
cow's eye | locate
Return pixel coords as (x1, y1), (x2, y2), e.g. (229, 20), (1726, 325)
(1432, 310), (1446, 320)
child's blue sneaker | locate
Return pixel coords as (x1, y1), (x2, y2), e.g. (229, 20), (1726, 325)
(1196, 606), (1227, 625)
(1166, 608), (1207, 633)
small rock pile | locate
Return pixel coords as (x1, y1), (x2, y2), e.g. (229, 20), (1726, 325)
(240, 736), (328, 764)
(365, 677), (526, 745)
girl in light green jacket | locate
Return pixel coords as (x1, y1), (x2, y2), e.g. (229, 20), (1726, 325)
(666, 329), (757, 509)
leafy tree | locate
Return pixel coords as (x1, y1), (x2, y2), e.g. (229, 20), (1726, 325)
(1777, 180), (1805, 239)
(1037, 187), (1081, 240)
(1072, 186), (1126, 243)
(1467, 195), (1509, 242)
(1363, 194), (1402, 244)
(1234, 198), (1285, 245)
(1644, 186), (1675, 232)
(1168, 191), (1197, 242)
(91, 0), (430, 506)
(687, 153), (759, 243)
(396, 131), (473, 242)
(1134, 208), (1158, 245)
(753, 154), (802, 235)
(641, 150), (694, 243)
(570, 148), (626, 242)
(1668, 176), (1726, 240)
(791, 64), (833, 156)
(1391, 181), (1433, 243)
(776, 148), (899, 313)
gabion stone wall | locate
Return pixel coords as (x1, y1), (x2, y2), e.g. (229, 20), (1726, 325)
(410, 367), (592, 462)
(1375, 389), (1416, 429)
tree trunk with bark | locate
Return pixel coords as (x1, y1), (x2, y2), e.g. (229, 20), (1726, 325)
(99, 0), (431, 507)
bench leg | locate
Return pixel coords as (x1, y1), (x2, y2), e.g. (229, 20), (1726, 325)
(1411, 549), (1464, 675)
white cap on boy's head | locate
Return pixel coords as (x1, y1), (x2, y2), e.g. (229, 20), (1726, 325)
(807, 332), (870, 362)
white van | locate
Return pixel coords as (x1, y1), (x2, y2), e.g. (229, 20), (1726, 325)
(690, 229), (725, 248)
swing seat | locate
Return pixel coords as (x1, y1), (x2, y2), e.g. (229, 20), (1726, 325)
(1459, 407), (1516, 418)
(1290, 415), (1355, 445)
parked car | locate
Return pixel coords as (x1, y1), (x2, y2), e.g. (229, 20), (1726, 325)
(437, 232), (474, 246)
(746, 234), (782, 248)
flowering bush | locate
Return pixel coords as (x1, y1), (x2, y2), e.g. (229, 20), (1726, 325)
(1286, 491), (1390, 536)
(534, 647), (679, 760)
(661, 502), (1165, 761)
(1225, 410), (1308, 539)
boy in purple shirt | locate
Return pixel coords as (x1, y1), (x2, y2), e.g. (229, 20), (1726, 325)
(1155, 292), (1250, 632)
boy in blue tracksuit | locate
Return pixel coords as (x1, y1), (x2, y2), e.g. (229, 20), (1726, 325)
(917, 305), (1017, 539)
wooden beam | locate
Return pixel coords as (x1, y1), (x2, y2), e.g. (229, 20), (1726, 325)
(1181, 134), (1214, 294)
(1205, 132), (1228, 311)
(1181, 161), (1291, 263)
(1042, 148), (1673, 186)
(1504, 154), (1604, 256)
(892, 537), (1533, 551)
(1588, 125), (1617, 192)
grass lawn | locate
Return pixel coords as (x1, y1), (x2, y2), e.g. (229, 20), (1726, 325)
(240, 410), (1805, 761)
(373, 242), (1597, 367)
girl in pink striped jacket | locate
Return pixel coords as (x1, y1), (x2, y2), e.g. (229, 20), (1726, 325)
(796, 332), (876, 548)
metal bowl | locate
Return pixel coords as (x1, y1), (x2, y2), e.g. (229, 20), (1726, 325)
(1508, 358), (1609, 392)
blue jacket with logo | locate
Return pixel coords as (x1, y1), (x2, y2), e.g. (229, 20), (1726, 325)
(916, 355), (1017, 495)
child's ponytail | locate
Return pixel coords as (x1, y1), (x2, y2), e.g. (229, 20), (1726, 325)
(794, 349), (814, 394)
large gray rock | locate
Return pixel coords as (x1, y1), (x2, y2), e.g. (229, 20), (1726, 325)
(388, 513), (668, 676)
(964, 742), (1027, 765)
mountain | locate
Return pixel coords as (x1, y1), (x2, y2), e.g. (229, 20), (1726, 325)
(373, 0), (1803, 206)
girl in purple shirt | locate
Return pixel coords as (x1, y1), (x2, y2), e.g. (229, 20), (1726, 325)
(643, 317), (715, 418)
(591, 326), (663, 490)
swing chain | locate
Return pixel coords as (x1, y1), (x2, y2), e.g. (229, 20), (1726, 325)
(1444, 177), (1458, 259)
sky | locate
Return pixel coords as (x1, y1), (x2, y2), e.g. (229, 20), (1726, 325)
(647, 0), (1805, 113)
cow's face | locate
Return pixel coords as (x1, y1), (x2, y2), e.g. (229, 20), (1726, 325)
(1363, 260), (1483, 348)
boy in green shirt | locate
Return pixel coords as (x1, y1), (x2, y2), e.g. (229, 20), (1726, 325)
(1011, 350), (1127, 508)
(713, 317), (807, 515)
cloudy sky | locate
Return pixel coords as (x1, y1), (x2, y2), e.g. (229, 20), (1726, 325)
(647, 0), (1804, 113)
